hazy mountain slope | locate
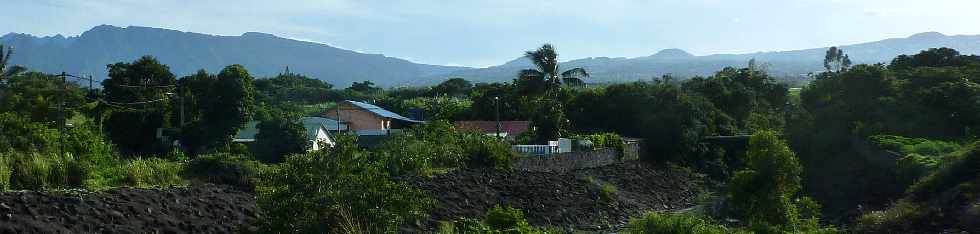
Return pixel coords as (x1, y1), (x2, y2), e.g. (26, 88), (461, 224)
(0, 25), (469, 87)
(446, 32), (980, 83)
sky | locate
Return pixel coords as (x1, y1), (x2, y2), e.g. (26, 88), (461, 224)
(3, 0), (979, 67)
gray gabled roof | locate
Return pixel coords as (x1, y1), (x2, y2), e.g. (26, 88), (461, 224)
(345, 100), (422, 123)
(234, 117), (337, 142)
(301, 117), (347, 131)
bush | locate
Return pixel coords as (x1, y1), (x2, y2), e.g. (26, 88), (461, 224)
(461, 133), (517, 170)
(627, 212), (743, 234)
(183, 153), (265, 190)
(854, 200), (922, 233)
(442, 205), (554, 234)
(257, 135), (429, 233)
(574, 133), (624, 151)
(908, 142), (980, 200)
(125, 157), (184, 188)
(895, 153), (939, 186)
(869, 135), (960, 157)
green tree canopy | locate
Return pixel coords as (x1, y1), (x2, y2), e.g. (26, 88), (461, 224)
(102, 56), (177, 155)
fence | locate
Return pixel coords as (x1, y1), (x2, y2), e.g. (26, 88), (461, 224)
(511, 140), (644, 173)
(511, 145), (559, 155)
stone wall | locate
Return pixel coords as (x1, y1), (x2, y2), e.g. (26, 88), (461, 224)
(511, 141), (643, 173)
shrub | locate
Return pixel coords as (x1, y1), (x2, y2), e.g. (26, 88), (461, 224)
(575, 133), (624, 151)
(461, 133), (516, 170)
(854, 200), (921, 232)
(444, 205), (554, 234)
(257, 135), (430, 233)
(895, 153), (939, 186)
(869, 135), (960, 157)
(183, 153), (265, 190)
(125, 157), (184, 188)
(627, 212), (742, 234)
(485, 205), (532, 232)
(908, 142), (980, 200)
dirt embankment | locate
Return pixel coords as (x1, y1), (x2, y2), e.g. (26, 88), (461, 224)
(408, 162), (706, 232)
(0, 185), (260, 234)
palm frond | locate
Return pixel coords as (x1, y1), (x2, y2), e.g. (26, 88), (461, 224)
(524, 44), (559, 74)
(2, 65), (26, 78)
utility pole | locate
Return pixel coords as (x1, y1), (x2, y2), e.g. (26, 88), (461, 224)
(494, 96), (501, 138)
(59, 72), (66, 159)
(336, 102), (342, 133)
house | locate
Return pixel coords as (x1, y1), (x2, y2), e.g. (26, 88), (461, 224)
(321, 100), (422, 131)
(233, 117), (341, 151)
(454, 121), (531, 139)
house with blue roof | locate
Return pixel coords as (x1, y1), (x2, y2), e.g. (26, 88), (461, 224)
(233, 117), (342, 151)
(320, 100), (422, 132)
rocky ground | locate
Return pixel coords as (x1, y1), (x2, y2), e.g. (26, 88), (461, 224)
(407, 162), (707, 232)
(0, 185), (260, 234)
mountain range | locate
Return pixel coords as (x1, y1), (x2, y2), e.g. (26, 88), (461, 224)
(2, 25), (980, 87)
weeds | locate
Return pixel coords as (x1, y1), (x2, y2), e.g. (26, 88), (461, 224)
(125, 157), (184, 188)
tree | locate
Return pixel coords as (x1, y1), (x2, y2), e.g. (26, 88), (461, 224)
(209, 65), (256, 144)
(102, 56), (177, 155)
(253, 112), (308, 163)
(823, 46), (852, 72)
(0, 72), (86, 124)
(729, 131), (822, 231)
(430, 77), (472, 97)
(517, 44), (589, 95)
(348, 80), (382, 94)
(0, 44), (26, 82)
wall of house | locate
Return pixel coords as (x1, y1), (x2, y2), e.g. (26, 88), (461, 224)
(511, 141), (644, 173)
(322, 103), (387, 131)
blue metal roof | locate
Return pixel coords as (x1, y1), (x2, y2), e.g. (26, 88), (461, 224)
(345, 100), (422, 123)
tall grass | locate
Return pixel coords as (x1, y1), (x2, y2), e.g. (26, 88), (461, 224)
(0, 154), (10, 191)
(0, 151), (88, 190)
(125, 157), (184, 188)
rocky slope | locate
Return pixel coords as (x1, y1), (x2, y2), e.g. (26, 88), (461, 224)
(0, 185), (260, 233)
(407, 162), (707, 232)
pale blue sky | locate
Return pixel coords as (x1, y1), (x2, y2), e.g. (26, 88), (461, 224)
(3, 0), (979, 67)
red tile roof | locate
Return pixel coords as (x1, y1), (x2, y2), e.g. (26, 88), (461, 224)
(454, 121), (530, 136)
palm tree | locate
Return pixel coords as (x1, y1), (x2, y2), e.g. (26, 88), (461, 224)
(517, 44), (589, 95)
(0, 44), (27, 82)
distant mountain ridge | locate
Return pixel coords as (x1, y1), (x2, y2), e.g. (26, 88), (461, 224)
(446, 32), (980, 83)
(0, 25), (469, 87)
(3, 26), (980, 86)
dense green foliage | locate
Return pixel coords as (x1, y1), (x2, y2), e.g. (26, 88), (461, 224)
(627, 212), (745, 234)
(788, 47), (980, 218)
(182, 153), (266, 190)
(375, 120), (516, 176)
(102, 56), (177, 155)
(440, 205), (554, 234)
(257, 135), (429, 233)
(253, 112), (309, 163)
(728, 131), (830, 232)
(254, 72), (341, 105)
